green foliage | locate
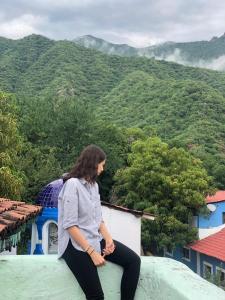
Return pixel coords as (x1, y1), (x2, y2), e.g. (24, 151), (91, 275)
(0, 91), (24, 199)
(18, 143), (62, 202)
(90, 121), (128, 200)
(0, 35), (54, 92)
(1, 34), (225, 199)
(17, 90), (128, 200)
(97, 71), (225, 188)
(113, 137), (214, 252)
(2, 34), (225, 99)
(204, 266), (225, 291)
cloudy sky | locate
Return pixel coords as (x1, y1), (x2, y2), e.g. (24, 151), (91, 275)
(0, 0), (225, 47)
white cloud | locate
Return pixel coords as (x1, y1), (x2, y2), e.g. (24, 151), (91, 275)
(118, 32), (163, 48)
(156, 48), (186, 64)
(153, 48), (225, 71)
(196, 55), (225, 71)
(0, 0), (225, 45)
(0, 14), (46, 39)
(99, 30), (163, 47)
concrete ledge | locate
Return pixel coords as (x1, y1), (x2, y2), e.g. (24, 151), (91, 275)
(0, 256), (224, 300)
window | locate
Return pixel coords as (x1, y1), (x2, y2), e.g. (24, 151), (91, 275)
(216, 267), (225, 288)
(223, 212), (225, 224)
(48, 222), (58, 254)
(182, 247), (190, 261)
(203, 262), (213, 279)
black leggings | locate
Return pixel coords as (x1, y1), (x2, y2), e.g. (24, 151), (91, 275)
(62, 239), (141, 300)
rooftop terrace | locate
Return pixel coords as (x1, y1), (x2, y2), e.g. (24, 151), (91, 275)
(0, 255), (224, 300)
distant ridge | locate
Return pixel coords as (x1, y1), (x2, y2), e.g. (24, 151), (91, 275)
(73, 33), (225, 70)
(74, 35), (138, 56)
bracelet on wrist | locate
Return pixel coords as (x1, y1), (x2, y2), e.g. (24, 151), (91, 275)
(87, 246), (94, 255)
(84, 245), (91, 252)
(89, 249), (95, 256)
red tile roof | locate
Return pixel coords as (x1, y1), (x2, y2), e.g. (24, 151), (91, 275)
(0, 198), (42, 239)
(206, 191), (225, 204)
(190, 228), (225, 262)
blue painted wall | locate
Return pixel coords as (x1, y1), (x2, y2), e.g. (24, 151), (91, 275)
(33, 207), (58, 254)
(165, 248), (225, 278)
(36, 207), (58, 239)
(199, 201), (225, 228)
(165, 247), (197, 273)
(199, 253), (225, 277)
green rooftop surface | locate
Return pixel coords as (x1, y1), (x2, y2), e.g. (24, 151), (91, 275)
(0, 255), (225, 300)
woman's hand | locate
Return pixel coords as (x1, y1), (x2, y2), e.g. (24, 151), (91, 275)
(102, 238), (116, 257)
(98, 222), (115, 257)
(90, 251), (106, 267)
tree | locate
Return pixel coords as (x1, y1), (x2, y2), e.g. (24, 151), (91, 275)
(18, 143), (62, 202)
(18, 92), (129, 201)
(0, 91), (24, 199)
(113, 137), (214, 254)
(90, 121), (128, 201)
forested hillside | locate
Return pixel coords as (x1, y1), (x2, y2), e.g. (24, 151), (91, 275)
(1, 34), (224, 252)
(1, 33), (225, 200)
(2, 34), (225, 98)
(97, 70), (225, 187)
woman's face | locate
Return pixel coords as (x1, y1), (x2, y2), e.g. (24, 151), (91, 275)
(97, 160), (106, 175)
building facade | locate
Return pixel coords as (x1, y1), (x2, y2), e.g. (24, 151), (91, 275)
(165, 191), (225, 288)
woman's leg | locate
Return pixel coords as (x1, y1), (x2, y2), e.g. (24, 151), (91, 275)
(100, 239), (141, 300)
(62, 240), (104, 300)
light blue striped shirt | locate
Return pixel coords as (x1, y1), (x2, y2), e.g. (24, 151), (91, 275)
(58, 178), (103, 258)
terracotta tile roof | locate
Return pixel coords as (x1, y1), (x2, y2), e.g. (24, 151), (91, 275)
(206, 191), (225, 204)
(189, 228), (225, 262)
(0, 198), (43, 239)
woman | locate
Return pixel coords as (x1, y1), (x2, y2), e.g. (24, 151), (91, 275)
(58, 144), (141, 300)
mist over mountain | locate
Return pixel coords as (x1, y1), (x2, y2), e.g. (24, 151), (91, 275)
(74, 35), (138, 56)
(74, 33), (225, 71)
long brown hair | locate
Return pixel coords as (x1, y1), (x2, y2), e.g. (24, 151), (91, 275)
(63, 144), (106, 184)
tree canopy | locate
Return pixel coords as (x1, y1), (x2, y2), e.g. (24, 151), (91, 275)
(0, 91), (24, 199)
(113, 137), (214, 253)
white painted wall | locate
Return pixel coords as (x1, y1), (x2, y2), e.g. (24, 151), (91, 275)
(32, 207), (142, 255)
(198, 223), (225, 239)
(101, 206), (141, 255)
(30, 223), (38, 255)
(42, 220), (58, 255)
(0, 246), (17, 255)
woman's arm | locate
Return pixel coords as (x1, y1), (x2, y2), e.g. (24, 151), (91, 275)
(99, 221), (112, 240)
(99, 222), (115, 257)
(67, 226), (91, 251)
(68, 225), (105, 266)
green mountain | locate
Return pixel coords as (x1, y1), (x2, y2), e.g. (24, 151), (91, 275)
(97, 70), (225, 187)
(74, 35), (138, 56)
(1, 34), (225, 98)
(97, 70), (225, 142)
(74, 33), (225, 71)
(1, 34), (225, 188)
(0, 34), (54, 91)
